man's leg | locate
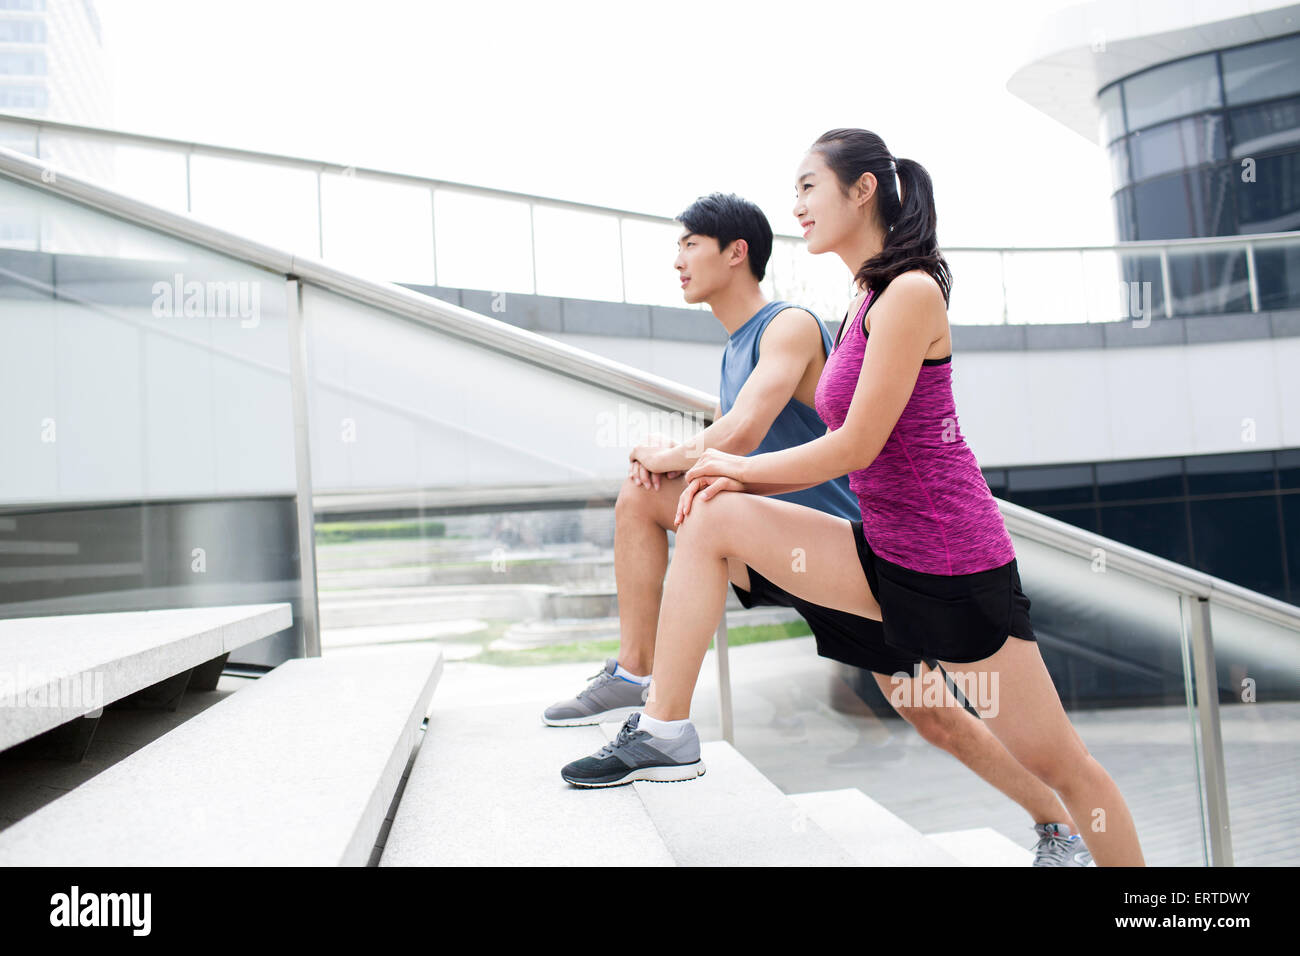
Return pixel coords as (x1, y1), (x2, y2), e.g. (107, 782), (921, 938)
(542, 474), (685, 726)
(611, 473), (685, 675)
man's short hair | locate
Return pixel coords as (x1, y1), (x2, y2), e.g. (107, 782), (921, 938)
(675, 192), (774, 282)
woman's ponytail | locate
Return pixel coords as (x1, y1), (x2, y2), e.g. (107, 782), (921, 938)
(811, 130), (952, 305)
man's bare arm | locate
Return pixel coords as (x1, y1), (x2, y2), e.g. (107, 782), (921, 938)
(642, 309), (822, 474)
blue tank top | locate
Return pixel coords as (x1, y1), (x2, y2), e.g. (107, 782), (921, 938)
(718, 301), (860, 521)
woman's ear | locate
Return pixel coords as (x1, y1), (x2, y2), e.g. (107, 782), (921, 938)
(854, 171), (877, 209)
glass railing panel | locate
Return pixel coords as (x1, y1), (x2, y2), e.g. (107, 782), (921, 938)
(188, 153), (321, 256)
(1253, 235), (1300, 311)
(300, 283), (703, 493)
(945, 250), (1008, 325)
(431, 188), (534, 294)
(620, 216), (702, 310)
(1003, 250), (1092, 325)
(533, 204), (624, 302)
(1167, 247), (1252, 316)
(319, 172), (435, 284)
(313, 500), (622, 667)
(0, 173), (304, 667)
(1206, 601), (1300, 865)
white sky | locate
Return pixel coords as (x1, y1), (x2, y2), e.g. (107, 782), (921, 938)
(95, 0), (1116, 248)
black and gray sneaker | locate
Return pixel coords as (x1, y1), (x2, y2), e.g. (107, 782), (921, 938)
(561, 712), (705, 788)
(542, 658), (650, 727)
(1032, 823), (1095, 866)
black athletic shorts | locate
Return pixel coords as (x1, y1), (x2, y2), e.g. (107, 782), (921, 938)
(730, 568), (930, 678)
(730, 519), (1037, 671)
(850, 519), (1037, 664)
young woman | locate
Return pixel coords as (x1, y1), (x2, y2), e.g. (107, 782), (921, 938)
(565, 128), (1145, 866)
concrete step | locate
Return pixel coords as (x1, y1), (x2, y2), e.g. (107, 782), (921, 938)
(379, 699), (675, 866)
(0, 603), (292, 752)
(924, 827), (1034, 866)
(0, 645), (443, 865)
(788, 788), (965, 866)
(595, 721), (855, 866)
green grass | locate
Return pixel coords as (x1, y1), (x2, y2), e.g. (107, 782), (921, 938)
(472, 618), (812, 667)
(314, 519), (446, 545)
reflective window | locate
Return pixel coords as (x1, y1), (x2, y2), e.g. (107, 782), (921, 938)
(1098, 82), (1126, 143)
(1129, 164), (1235, 239)
(1005, 464), (1094, 507)
(1285, 494), (1300, 603)
(1108, 139), (1130, 187)
(1097, 458), (1184, 501)
(1190, 497), (1286, 599)
(0, 19), (45, 41)
(1228, 96), (1300, 158)
(1128, 114), (1225, 182)
(1235, 150), (1300, 233)
(1123, 54), (1221, 131)
(0, 51), (45, 75)
(1278, 450), (1300, 490)
(1186, 452), (1276, 495)
(1222, 34), (1300, 106)
(1099, 502), (1192, 567)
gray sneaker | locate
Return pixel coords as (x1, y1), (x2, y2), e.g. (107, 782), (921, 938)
(561, 712), (705, 787)
(542, 658), (650, 727)
(1032, 823), (1095, 866)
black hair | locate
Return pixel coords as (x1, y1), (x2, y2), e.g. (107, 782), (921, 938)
(810, 128), (952, 305)
(675, 192), (774, 282)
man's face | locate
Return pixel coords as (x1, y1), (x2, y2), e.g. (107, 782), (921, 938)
(674, 230), (733, 305)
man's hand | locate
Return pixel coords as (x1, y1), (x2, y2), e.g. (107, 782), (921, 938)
(629, 441), (683, 491)
(674, 475), (747, 527)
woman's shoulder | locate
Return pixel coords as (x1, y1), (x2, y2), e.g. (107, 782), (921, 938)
(880, 269), (946, 306)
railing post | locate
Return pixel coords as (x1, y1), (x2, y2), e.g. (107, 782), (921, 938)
(430, 186), (439, 287)
(287, 277), (322, 658)
(315, 169), (324, 260)
(1159, 247), (1174, 318)
(1181, 593), (1233, 866)
(1245, 242), (1260, 313)
(714, 615), (734, 745)
(998, 250), (1009, 324)
(529, 202), (538, 295)
(617, 216), (627, 304)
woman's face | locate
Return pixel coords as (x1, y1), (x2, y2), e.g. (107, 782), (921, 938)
(791, 149), (874, 256)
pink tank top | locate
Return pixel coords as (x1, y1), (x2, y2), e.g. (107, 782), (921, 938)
(813, 286), (1015, 575)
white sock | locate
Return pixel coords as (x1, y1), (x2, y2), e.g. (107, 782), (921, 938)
(637, 713), (688, 738)
(613, 662), (651, 684)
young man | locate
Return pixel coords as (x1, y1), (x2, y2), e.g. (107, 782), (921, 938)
(544, 193), (1091, 866)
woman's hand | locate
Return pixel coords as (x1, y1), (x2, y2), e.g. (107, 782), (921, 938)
(683, 447), (750, 486)
(675, 475), (747, 527)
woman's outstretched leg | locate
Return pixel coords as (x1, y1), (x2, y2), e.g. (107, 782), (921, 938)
(939, 637), (1146, 866)
(645, 491), (880, 721)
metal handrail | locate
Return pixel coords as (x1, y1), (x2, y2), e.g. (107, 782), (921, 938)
(4, 110), (1297, 254)
(0, 144), (715, 418)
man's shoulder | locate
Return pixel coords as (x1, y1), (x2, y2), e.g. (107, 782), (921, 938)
(757, 304), (824, 357)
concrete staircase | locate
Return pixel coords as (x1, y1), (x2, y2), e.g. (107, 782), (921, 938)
(1, 607), (1032, 866)
(377, 660), (1033, 867)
